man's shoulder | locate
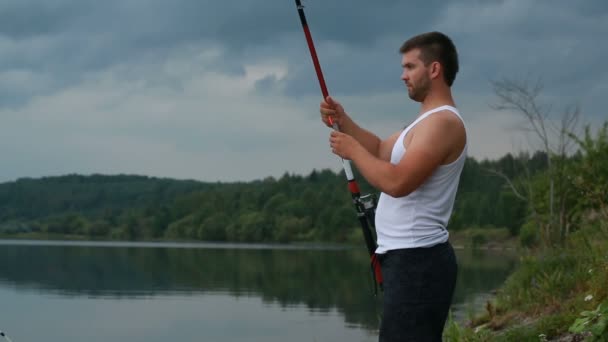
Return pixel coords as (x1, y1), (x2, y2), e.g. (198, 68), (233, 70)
(416, 109), (464, 133)
(411, 109), (466, 155)
(433, 108), (463, 123)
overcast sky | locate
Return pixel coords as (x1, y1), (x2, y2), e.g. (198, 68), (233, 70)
(1, 0), (606, 183)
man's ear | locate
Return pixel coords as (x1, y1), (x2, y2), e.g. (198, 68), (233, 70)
(430, 61), (441, 79)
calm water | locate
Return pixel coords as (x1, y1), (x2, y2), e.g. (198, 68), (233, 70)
(0, 240), (517, 341)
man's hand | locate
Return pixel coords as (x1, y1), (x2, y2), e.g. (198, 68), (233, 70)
(320, 96), (347, 128)
(329, 131), (363, 160)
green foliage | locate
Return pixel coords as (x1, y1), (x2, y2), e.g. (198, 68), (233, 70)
(569, 302), (608, 340)
(225, 211), (271, 242)
(87, 220), (111, 237)
(273, 215), (311, 242)
(165, 214), (200, 240)
(0, 220), (30, 234)
(0, 145), (577, 244)
(496, 250), (581, 311)
(443, 310), (494, 341)
(443, 311), (466, 341)
(198, 213), (229, 241)
(471, 232), (487, 249)
(569, 122), (608, 227)
(469, 222), (608, 339)
(501, 121), (608, 249)
(519, 220), (539, 248)
(450, 155), (529, 233)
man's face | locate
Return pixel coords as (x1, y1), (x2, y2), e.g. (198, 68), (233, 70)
(400, 49), (431, 102)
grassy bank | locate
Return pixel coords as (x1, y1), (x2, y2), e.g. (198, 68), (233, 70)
(444, 223), (608, 341)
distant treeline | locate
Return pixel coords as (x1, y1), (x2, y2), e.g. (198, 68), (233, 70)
(0, 152), (549, 243)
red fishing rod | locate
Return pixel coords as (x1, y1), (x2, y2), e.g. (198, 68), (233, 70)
(294, 0), (382, 294)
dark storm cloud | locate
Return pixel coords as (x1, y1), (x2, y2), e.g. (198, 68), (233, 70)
(0, 0), (606, 182)
(3, 0), (605, 100)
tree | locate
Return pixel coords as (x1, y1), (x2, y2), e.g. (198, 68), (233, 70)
(491, 77), (581, 246)
(569, 122), (608, 228)
(198, 213), (229, 241)
(273, 215), (311, 242)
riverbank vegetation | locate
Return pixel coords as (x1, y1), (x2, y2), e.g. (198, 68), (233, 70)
(443, 83), (607, 342)
(446, 224), (607, 341)
(0, 152), (536, 244)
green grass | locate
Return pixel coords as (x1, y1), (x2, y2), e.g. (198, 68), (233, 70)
(445, 223), (608, 341)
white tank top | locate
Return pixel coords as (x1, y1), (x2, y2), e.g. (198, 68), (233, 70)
(375, 105), (467, 253)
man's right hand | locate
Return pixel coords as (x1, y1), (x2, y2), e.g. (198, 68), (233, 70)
(320, 96), (347, 128)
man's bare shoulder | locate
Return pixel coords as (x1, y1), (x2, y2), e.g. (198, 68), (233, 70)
(409, 109), (466, 163)
(415, 110), (464, 136)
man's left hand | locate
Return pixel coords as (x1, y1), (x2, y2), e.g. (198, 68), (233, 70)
(329, 131), (362, 160)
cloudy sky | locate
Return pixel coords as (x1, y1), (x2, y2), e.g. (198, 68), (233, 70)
(1, 0), (606, 183)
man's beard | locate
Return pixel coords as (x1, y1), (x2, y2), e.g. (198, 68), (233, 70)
(408, 76), (431, 102)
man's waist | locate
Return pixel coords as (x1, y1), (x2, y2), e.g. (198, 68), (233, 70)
(375, 228), (449, 254)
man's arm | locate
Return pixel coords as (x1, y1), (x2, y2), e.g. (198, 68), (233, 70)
(348, 112), (463, 197)
(377, 131), (401, 162)
(338, 116), (388, 158)
(321, 96), (390, 158)
(340, 118), (401, 161)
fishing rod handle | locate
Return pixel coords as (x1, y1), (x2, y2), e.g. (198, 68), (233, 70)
(329, 119), (355, 181)
(341, 158), (355, 181)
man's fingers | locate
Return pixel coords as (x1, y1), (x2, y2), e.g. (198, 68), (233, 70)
(320, 98), (335, 108)
(320, 108), (335, 116)
(320, 96), (342, 127)
(320, 108), (336, 127)
(322, 96), (341, 110)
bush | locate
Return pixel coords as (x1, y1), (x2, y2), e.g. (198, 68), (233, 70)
(519, 221), (539, 248)
(471, 233), (487, 249)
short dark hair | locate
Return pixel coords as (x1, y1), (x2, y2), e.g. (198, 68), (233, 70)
(399, 31), (459, 86)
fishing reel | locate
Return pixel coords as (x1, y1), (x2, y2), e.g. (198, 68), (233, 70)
(360, 193), (377, 214)
(355, 193), (377, 228)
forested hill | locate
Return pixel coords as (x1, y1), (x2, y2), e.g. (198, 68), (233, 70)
(0, 152), (548, 243)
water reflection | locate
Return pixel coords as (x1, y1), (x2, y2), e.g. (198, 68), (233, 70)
(0, 240), (516, 330)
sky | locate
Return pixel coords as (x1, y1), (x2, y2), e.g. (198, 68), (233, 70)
(1, 0), (606, 183)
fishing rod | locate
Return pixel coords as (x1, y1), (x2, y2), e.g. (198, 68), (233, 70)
(0, 330), (14, 342)
(294, 0), (382, 294)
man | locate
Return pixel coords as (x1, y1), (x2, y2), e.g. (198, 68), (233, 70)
(320, 31), (466, 341)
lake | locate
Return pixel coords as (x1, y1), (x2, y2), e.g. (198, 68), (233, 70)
(0, 240), (517, 341)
